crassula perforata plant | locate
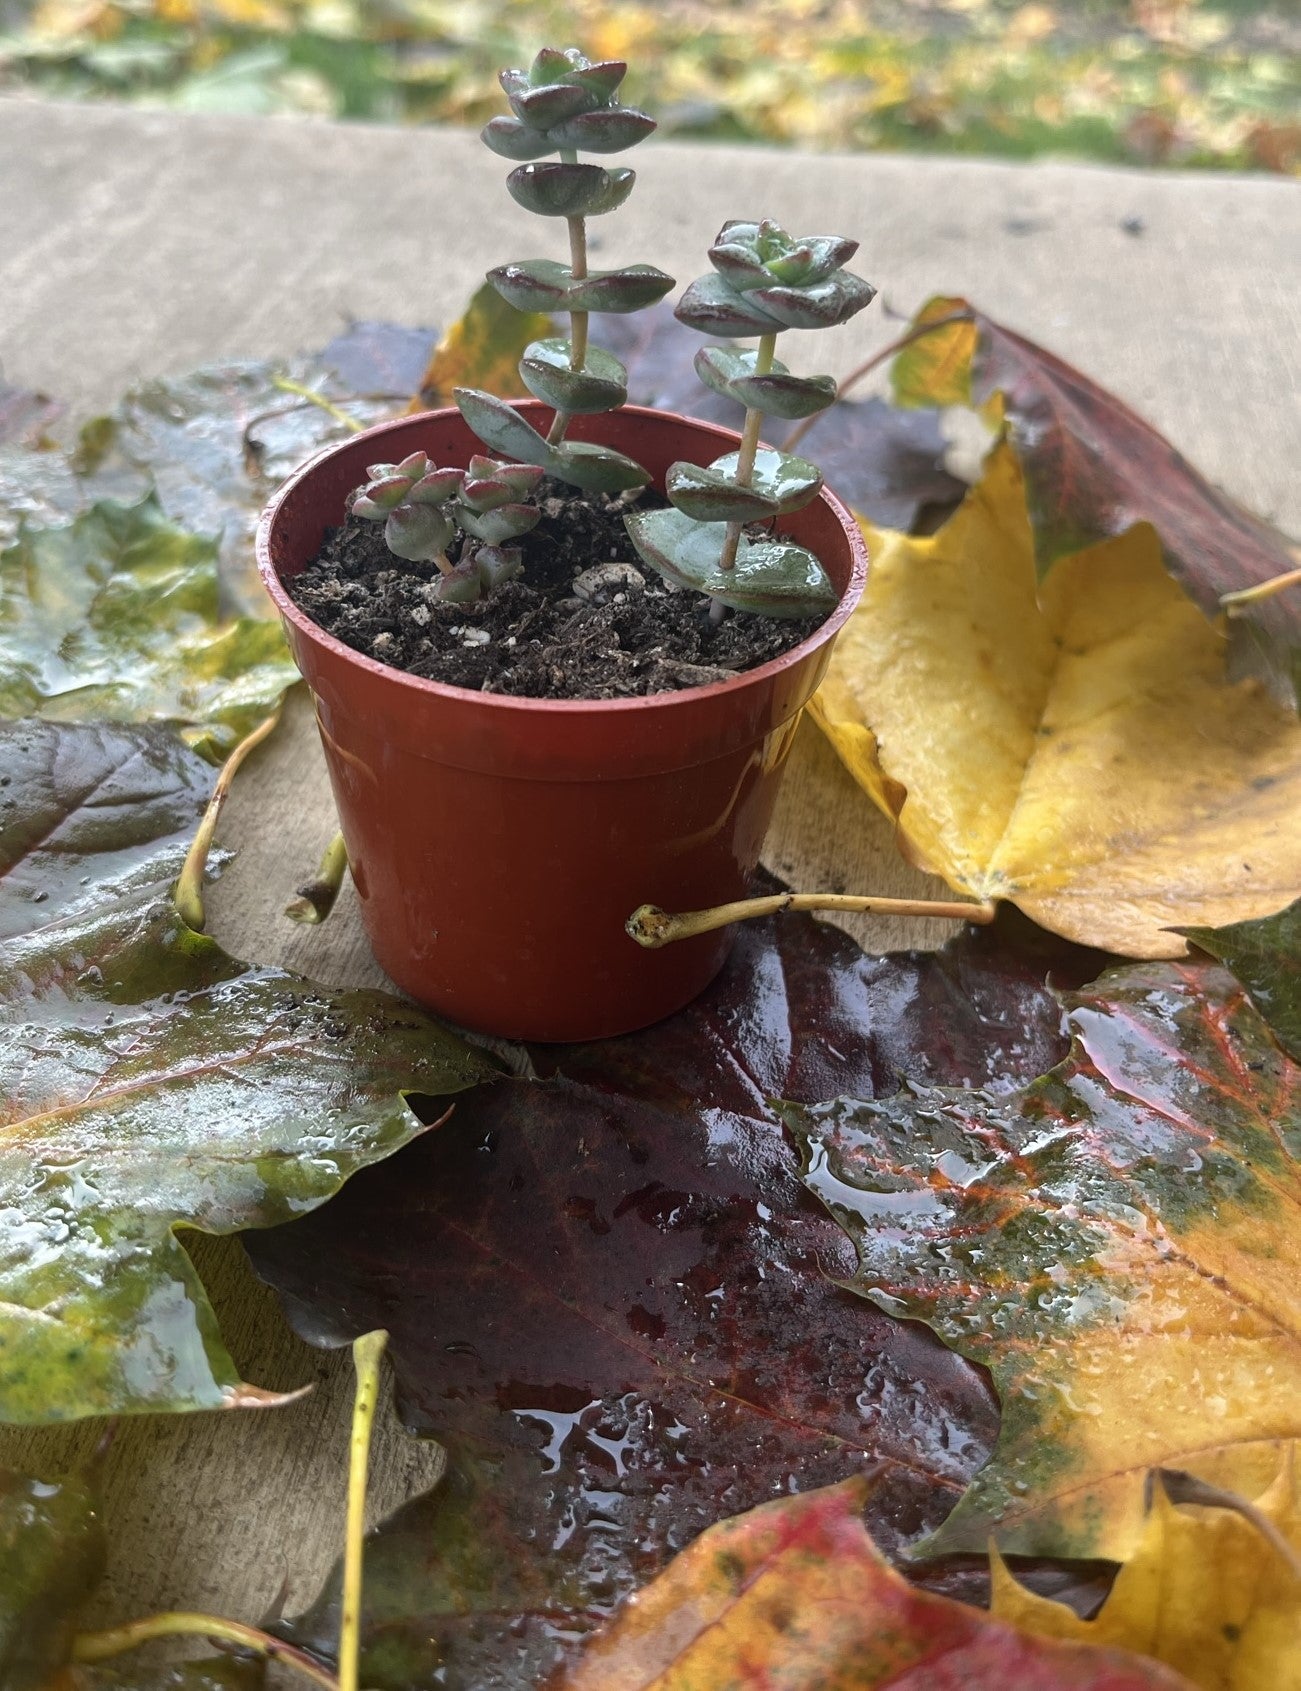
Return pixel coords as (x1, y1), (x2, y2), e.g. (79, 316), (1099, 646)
(625, 219), (877, 619)
(455, 47), (675, 492)
(350, 450), (543, 603)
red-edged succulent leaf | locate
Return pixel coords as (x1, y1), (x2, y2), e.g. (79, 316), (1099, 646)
(892, 297), (1301, 690)
(560, 1480), (1193, 1691)
(506, 162), (635, 220)
(781, 957), (1301, 1563)
(548, 108), (657, 154)
(251, 901), (1107, 1688)
(488, 260), (675, 317)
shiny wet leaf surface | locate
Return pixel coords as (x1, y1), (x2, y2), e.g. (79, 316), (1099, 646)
(0, 871), (498, 1422)
(251, 903), (1103, 1688)
(782, 957), (1301, 1564)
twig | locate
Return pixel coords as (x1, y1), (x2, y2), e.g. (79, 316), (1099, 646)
(174, 709), (283, 932)
(286, 831), (350, 925)
(782, 308), (974, 453)
(627, 890), (997, 948)
(1221, 564), (1301, 615)
(340, 1330), (388, 1691)
(72, 1612), (339, 1689)
(271, 377), (366, 434)
(1147, 1468), (1301, 1579)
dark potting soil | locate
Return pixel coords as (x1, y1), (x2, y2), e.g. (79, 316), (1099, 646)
(287, 482), (829, 701)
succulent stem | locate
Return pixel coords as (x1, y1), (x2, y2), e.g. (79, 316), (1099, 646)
(73, 1613), (339, 1688)
(340, 1330), (388, 1691)
(174, 707), (283, 932)
(627, 889), (998, 948)
(718, 332), (777, 574)
(546, 207), (590, 447)
(285, 829), (350, 925)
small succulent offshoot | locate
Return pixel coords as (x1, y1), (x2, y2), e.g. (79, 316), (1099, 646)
(350, 450), (543, 604)
(458, 47), (676, 494)
(626, 219), (877, 621)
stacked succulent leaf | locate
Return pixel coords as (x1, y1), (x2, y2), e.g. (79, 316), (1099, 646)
(350, 450), (542, 602)
(626, 220), (877, 619)
(457, 47), (675, 494)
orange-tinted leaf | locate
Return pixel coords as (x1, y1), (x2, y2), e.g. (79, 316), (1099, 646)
(415, 281), (551, 408)
(782, 957), (1301, 1563)
(562, 1479), (1192, 1690)
(892, 296), (1300, 693)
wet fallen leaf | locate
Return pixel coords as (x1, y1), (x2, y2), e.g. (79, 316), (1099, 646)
(0, 494), (299, 759)
(74, 356), (410, 613)
(416, 280), (550, 409)
(0, 719), (214, 942)
(809, 441), (1301, 956)
(780, 955), (1301, 1563)
(991, 1454), (1301, 1691)
(250, 903), (1107, 1687)
(561, 1478), (1192, 1690)
(0, 1465), (105, 1690)
(892, 296), (1301, 697)
(601, 301), (966, 531)
(1179, 898), (1300, 1063)
(0, 865), (499, 1422)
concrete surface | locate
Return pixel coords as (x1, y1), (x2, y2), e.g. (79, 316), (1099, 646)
(1, 97), (1299, 1660)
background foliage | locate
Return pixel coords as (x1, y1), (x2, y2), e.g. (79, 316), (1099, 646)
(0, 0), (1295, 173)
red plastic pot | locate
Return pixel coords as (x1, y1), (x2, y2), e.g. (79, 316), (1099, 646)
(257, 402), (867, 1042)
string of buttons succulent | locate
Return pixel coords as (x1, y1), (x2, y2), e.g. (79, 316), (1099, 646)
(347, 45), (879, 628)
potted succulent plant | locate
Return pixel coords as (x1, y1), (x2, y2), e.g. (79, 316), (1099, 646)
(257, 47), (873, 1041)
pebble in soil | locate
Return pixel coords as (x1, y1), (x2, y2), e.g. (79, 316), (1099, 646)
(286, 481), (828, 702)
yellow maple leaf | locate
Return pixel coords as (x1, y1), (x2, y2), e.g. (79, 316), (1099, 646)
(809, 441), (1301, 956)
(415, 281), (550, 411)
(991, 1455), (1301, 1690)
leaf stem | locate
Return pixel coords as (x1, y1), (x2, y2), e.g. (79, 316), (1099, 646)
(546, 171), (589, 448)
(781, 308), (974, 452)
(627, 890), (997, 948)
(1220, 564), (1301, 614)
(340, 1330), (388, 1691)
(271, 377), (366, 435)
(718, 332), (777, 575)
(174, 708), (283, 932)
(285, 830), (350, 925)
(72, 1612), (339, 1689)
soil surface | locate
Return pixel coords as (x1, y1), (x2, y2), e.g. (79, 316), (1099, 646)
(287, 481), (827, 701)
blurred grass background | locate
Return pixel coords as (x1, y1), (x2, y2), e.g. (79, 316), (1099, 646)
(0, 0), (1295, 171)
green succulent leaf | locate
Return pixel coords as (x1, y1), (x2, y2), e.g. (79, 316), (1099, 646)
(0, 718), (213, 943)
(0, 880), (499, 1423)
(488, 260), (675, 316)
(694, 346), (838, 420)
(520, 337), (628, 414)
(433, 561), (483, 604)
(674, 274), (784, 339)
(625, 507), (837, 618)
(547, 439), (650, 494)
(713, 446), (823, 514)
(749, 272), (878, 331)
(506, 162), (636, 220)
(457, 504), (540, 545)
(545, 107), (656, 153)
(480, 115), (556, 161)
(456, 389), (649, 493)
(408, 468), (465, 506)
(473, 545), (525, 590)
(454, 388), (555, 467)
(507, 81), (597, 129)
(665, 461), (783, 524)
(0, 495), (297, 761)
(461, 457), (544, 509)
(384, 503), (454, 563)
(0, 1466), (105, 1683)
